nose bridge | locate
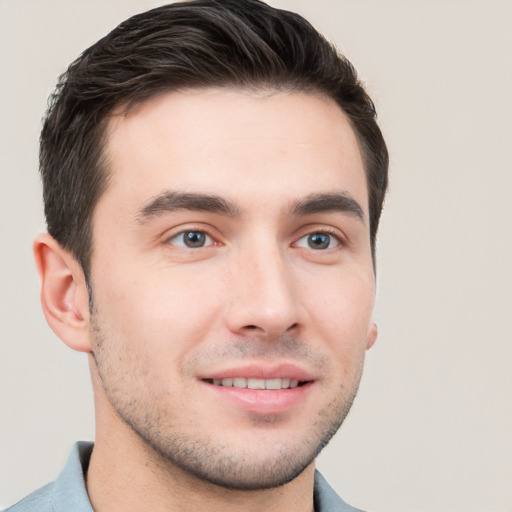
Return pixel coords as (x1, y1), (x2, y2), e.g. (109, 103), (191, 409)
(226, 232), (299, 338)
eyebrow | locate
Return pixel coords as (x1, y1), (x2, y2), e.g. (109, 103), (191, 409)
(290, 192), (365, 222)
(136, 190), (364, 224)
(136, 191), (242, 223)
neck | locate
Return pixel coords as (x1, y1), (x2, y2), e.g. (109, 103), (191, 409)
(87, 430), (315, 512)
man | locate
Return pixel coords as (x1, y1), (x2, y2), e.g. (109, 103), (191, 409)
(7, 1), (388, 511)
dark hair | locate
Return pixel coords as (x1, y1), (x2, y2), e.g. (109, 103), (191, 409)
(40, 0), (388, 274)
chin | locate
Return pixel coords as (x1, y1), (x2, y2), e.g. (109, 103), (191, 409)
(128, 409), (345, 491)
(153, 438), (320, 490)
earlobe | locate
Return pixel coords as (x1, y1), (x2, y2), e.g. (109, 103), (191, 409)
(33, 233), (92, 353)
(366, 322), (378, 350)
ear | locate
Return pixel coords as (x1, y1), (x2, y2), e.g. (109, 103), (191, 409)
(366, 321), (378, 350)
(33, 233), (92, 353)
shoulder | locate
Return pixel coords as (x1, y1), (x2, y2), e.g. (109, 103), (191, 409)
(314, 471), (368, 512)
(4, 442), (94, 512)
(4, 482), (55, 512)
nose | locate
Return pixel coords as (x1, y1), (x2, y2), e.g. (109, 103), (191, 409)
(225, 242), (301, 340)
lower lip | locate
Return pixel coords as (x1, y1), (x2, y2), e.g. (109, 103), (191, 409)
(202, 381), (314, 415)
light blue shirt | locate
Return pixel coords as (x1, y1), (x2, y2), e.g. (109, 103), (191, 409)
(6, 442), (366, 512)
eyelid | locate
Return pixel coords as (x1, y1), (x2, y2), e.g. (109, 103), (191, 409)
(292, 225), (346, 248)
(168, 231), (214, 248)
(162, 224), (221, 248)
(294, 232), (341, 250)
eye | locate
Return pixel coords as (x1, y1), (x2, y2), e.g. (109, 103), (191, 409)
(168, 230), (214, 248)
(295, 232), (340, 250)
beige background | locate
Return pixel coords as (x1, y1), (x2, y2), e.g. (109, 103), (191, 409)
(1, 1), (511, 510)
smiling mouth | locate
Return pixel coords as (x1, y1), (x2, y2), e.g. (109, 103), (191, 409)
(203, 377), (310, 390)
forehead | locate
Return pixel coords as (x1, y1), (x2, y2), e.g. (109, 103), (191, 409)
(99, 88), (368, 218)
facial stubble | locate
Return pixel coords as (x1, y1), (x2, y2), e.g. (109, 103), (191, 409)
(89, 305), (365, 491)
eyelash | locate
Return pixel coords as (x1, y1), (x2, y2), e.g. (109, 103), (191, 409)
(165, 228), (217, 249)
(294, 230), (343, 251)
(165, 226), (344, 252)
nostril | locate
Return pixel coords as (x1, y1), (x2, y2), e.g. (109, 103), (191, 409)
(286, 323), (299, 335)
(242, 323), (299, 335)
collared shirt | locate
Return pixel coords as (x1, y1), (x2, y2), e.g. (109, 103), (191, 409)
(6, 442), (366, 512)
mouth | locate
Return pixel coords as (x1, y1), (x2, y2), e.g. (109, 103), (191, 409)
(203, 377), (309, 390)
(199, 365), (315, 415)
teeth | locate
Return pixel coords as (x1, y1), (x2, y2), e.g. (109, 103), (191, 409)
(233, 378), (247, 388)
(265, 378), (282, 390)
(211, 377), (303, 389)
(248, 378), (265, 389)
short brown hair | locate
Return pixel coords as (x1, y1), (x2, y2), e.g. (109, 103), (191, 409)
(40, 0), (388, 274)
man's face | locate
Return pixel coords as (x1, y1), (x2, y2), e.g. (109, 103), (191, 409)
(88, 88), (376, 489)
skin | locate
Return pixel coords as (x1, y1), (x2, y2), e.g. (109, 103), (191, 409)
(35, 88), (377, 512)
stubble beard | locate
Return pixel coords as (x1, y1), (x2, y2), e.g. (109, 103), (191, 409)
(90, 307), (364, 491)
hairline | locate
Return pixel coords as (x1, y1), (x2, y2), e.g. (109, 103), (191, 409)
(82, 84), (375, 275)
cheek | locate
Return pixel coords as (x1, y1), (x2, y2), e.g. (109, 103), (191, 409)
(300, 269), (375, 359)
(91, 265), (225, 361)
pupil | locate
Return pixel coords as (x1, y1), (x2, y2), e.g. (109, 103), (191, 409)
(185, 231), (205, 247)
(308, 233), (330, 249)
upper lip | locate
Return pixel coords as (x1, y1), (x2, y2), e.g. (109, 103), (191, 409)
(198, 363), (315, 382)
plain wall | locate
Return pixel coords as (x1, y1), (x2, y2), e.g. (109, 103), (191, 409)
(1, 1), (511, 510)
